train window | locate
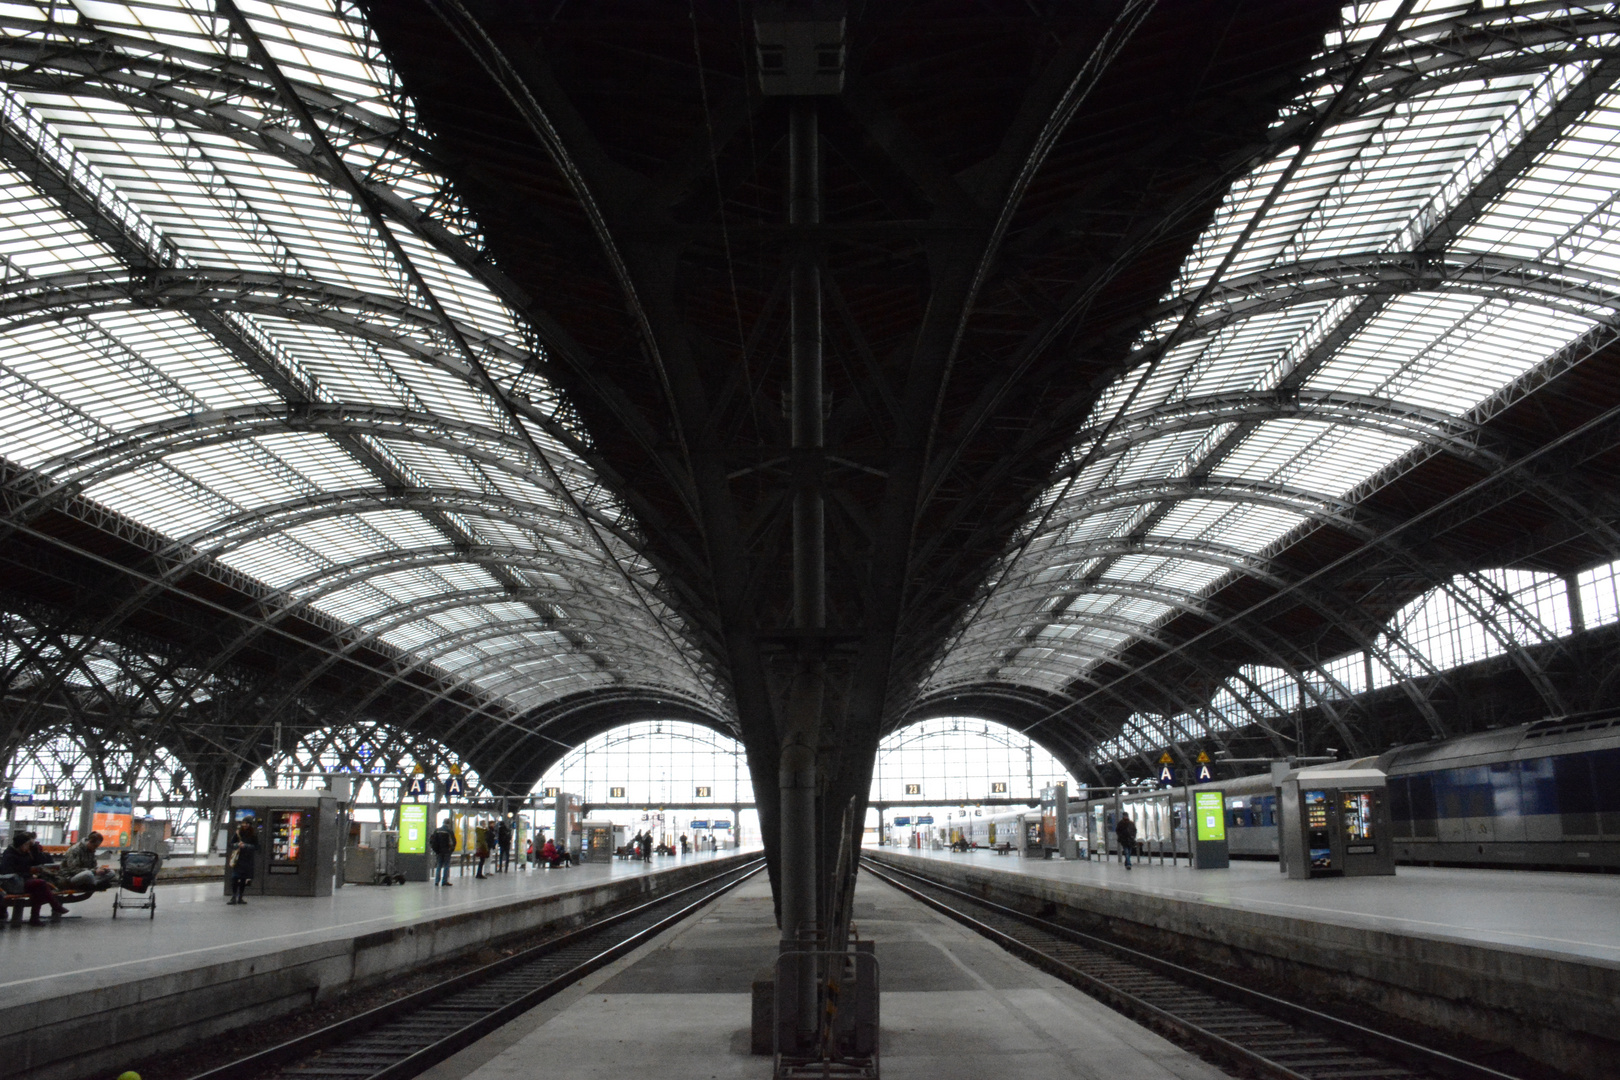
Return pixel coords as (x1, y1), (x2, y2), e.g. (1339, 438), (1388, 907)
(1591, 748), (1620, 835)
(1554, 754), (1599, 835)
(1387, 777), (1412, 837)
(1435, 766), (1491, 818)
(1407, 773), (1438, 836)
(1517, 756), (1558, 817)
(1489, 762), (1520, 818)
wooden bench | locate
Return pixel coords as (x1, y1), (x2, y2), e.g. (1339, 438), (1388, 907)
(3, 883), (98, 923)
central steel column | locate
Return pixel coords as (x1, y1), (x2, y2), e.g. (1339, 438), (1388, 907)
(780, 95), (823, 1046)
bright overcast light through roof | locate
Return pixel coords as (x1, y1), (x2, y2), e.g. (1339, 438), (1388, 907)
(4, 0), (1620, 741)
(926, 1), (1620, 699)
(0, 0), (721, 717)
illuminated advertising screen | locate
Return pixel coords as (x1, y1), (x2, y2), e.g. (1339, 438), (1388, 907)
(399, 803), (429, 854)
(89, 791), (134, 849)
(1193, 790), (1226, 843)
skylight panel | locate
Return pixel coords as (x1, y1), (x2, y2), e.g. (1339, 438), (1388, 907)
(87, 464), (230, 539)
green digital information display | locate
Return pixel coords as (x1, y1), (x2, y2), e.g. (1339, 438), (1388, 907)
(399, 802), (428, 854)
(1194, 790), (1226, 843)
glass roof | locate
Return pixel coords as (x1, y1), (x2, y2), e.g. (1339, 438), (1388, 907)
(0, 1), (722, 717)
(926, 1), (1620, 700)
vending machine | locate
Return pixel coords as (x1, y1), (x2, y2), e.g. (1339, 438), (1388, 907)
(1278, 765), (1395, 880)
(227, 788), (340, 896)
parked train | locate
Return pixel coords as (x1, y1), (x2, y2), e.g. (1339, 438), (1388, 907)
(926, 709), (1620, 871)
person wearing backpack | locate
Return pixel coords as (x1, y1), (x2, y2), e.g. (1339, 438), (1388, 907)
(429, 819), (456, 886)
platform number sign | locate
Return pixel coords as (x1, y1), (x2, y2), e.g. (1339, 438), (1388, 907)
(695, 786), (711, 797)
(991, 782), (1007, 794)
(1195, 763), (1214, 784)
(1157, 765), (1175, 788)
(406, 774), (428, 798)
(545, 787), (560, 798)
(444, 773), (465, 799)
(904, 783), (921, 796)
(611, 786), (626, 798)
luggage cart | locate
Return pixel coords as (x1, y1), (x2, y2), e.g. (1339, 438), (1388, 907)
(113, 849), (161, 919)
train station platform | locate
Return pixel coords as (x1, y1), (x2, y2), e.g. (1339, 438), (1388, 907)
(866, 848), (1620, 1080)
(2, 848), (755, 1080)
(416, 867), (1231, 1080)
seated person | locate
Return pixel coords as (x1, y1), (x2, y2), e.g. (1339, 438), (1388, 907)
(541, 838), (573, 868)
(55, 831), (115, 890)
(1, 831), (73, 924)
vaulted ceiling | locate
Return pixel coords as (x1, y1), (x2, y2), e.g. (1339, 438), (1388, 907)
(4, 2), (1620, 815)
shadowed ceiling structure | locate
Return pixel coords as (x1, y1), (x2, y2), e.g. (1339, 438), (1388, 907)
(5, 1), (1620, 915)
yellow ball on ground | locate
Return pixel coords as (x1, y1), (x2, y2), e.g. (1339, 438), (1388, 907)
(117, 1072), (141, 1080)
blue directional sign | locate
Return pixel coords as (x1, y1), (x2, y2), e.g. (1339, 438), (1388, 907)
(892, 816), (911, 826)
(916, 815), (934, 824)
(690, 819), (710, 829)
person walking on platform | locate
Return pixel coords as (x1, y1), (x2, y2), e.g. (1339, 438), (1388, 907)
(227, 822), (258, 904)
(1115, 813), (1137, 870)
(430, 819), (456, 886)
(496, 817), (513, 872)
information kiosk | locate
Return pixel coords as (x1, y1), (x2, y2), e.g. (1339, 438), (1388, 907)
(555, 792), (582, 863)
(1279, 764), (1395, 879)
(395, 800), (434, 882)
(227, 787), (340, 896)
(1191, 789), (1230, 869)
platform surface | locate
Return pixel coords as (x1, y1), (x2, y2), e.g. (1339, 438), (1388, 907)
(881, 847), (1620, 966)
(0, 848), (751, 1009)
(417, 870), (1231, 1080)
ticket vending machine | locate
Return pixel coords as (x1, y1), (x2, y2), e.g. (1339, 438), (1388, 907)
(227, 788), (339, 897)
(1279, 765), (1395, 880)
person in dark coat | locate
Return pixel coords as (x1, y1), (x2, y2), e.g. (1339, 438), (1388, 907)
(228, 822), (258, 904)
(429, 819), (456, 886)
(1115, 813), (1137, 869)
(496, 817), (513, 872)
(1, 830), (70, 924)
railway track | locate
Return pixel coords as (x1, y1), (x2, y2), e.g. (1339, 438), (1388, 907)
(862, 857), (1523, 1080)
(187, 858), (764, 1080)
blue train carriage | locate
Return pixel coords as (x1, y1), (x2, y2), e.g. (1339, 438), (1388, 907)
(1377, 710), (1620, 871)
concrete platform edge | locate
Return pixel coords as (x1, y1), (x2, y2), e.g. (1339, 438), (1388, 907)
(5, 854), (752, 1080)
(867, 850), (1620, 1080)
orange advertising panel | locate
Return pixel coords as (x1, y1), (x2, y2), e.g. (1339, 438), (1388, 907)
(90, 792), (134, 849)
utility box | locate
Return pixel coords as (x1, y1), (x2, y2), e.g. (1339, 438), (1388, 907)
(227, 788), (339, 897)
(1191, 789), (1230, 869)
(1279, 766), (1395, 879)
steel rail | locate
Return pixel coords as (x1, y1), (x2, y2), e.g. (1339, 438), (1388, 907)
(185, 857), (764, 1080)
(862, 857), (1523, 1080)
